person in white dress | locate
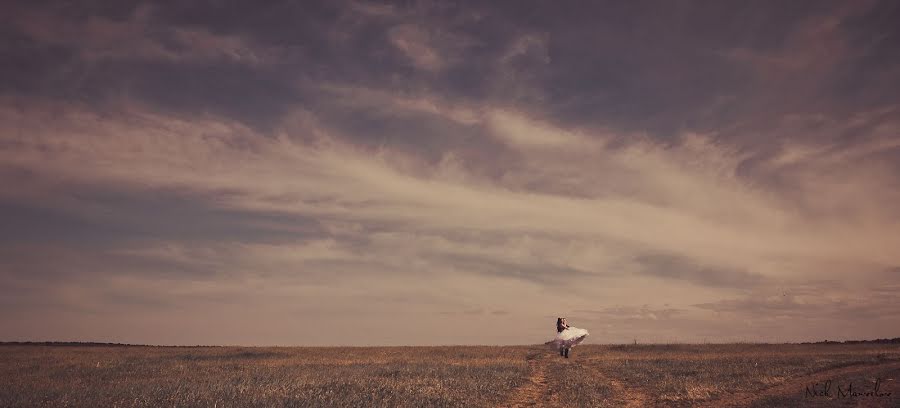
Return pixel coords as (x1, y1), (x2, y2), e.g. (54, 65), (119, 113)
(554, 317), (589, 358)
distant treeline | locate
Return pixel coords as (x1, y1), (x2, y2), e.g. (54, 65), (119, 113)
(801, 338), (900, 345)
(2, 339), (899, 347)
(0, 342), (217, 347)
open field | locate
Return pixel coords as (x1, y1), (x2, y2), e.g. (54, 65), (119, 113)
(1, 343), (899, 407)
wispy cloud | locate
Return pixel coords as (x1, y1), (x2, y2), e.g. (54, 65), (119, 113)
(389, 24), (445, 71)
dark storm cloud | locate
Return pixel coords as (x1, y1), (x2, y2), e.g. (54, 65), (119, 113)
(0, 28), (75, 94)
(3, 0), (896, 140)
(1, 6), (305, 129)
(1, 0), (876, 159)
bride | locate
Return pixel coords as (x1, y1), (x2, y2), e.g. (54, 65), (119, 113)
(553, 317), (589, 358)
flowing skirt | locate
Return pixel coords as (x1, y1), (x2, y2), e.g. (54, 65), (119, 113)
(553, 327), (589, 348)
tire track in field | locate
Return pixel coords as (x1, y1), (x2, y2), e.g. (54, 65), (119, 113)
(582, 361), (649, 408)
(504, 351), (551, 407)
(697, 360), (900, 407)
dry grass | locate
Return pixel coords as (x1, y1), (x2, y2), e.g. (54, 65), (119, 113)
(1, 346), (528, 407)
(1, 343), (899, 407)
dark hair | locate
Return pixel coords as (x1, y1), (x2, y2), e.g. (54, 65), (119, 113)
(556, 317), (566, 333)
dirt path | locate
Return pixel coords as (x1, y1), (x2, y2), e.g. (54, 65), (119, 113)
(504, 351), (551, 407)
(697, 360), (900, 407)
(582, 362), (650, 408)
(505, 350), (650, 408)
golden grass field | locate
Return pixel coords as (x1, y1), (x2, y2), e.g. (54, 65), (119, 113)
(2, 343), (899, 407)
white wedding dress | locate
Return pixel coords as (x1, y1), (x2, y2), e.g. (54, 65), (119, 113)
(553, 326), (589, 348)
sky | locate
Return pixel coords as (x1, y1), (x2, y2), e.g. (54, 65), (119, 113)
(1, 0), (899, 346)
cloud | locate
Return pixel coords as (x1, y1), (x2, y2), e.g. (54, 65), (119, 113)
(318, 84), (482, 125)
(2, 95), (899, 281)
(574, 305), (685, 322)
(389, 24), (445, 71)
(10, 6), (273, 65)
(694, 287), (900, 321)
(345, 0), (400, 19)
(632, 253), (767, 289)
(1, 0), (899, 345)
(486, 109), (597, 150)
